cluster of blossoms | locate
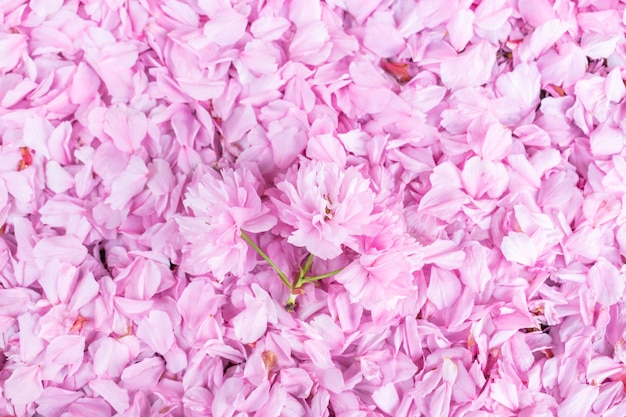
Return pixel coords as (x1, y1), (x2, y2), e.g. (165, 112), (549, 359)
(2, 0), (626, 416)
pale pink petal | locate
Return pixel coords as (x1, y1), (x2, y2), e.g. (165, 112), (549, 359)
(92, 337), (131, 378)
(250, 15), (291, 41)
(606, 68), (626, 103)
(581, 33), (620, 60)
(89, 379), (130, 414)
(589, 124), (625, 156)
(446, 10), (475, 51)
(18, 312), (46, 362)
(418, 185), (468, 220)
(491, 378), (519, 411)
(280, 368), (314, 398)
(120, 357), (165, 391)
(104, 155), (149, 211)
(440, 41), (497, 90)
(496, 63), (541, 116)
(45, 335), (85, 368)
(136, 310), (175, 355)
(233, 298), (269, 344)
(45, 160), (75, 193)
(473, 0), (512, 31)
(4, 365), (43, 405)
(537, 42), (587, 87)
(501, 232), (537, 266)
(363, 11), (405, 57)
(203, 8), (248, 46)
(588, 261), (624, 307)
(33, 235), (87, 269)
(422, 239), (467, 270)
(69, 62), (101, 105)
(0, 33), (27, 73)
(0, 288), (31, 316)
(557, 384), (599, 417)
(36, 387), (83, 417)
(372, 383), (399, 415)
(519, 19), (569, 61)
(518, 0), (556, 26)
(102, 105), (148, 154)
(427, 267), (462, 310)
(289, 22), (331, 65)
(587, 357), (623, 385)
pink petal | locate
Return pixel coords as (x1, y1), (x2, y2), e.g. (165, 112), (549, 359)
(587, 357), (623, 384)
(588, 261), (624, 307)
(501, 232), (537, 266)
(0, 33), (27, 73)
(33, 235), (88, 269)
(440, 41), (496, 90)
(518, 0), (556, 26)
(473, 0), (512, 31)
(69, 62), (101, 105)
(519, 19), (568, 61)
(45, 160), (75, 193)
(92, 337), (131, 378)
(203, 8), (248, 46)
(490, 378), (519, 411)
(136, 310), (175, 355)
(67, 398), (113, 417)
(446, 10), (475, 51)
(289, 21), (331, 65)
(233, 298), (269, 344)
(557, 384), (599, 417)
(0, 288), (31, 316)
(363, 11), (405, 57)
(581, 33), (620, 60)
(36, 387), (83, 417)
(537, 42), (587, 87)
(104, 155), (149, 211)
(280, 368), (314, 398)
(18, 312), (46, 362)
(4, 365), (43, 405)
(495, 63), (541, 115)
(418, 185), (468, 220)
(250, 16), (291, 41)
(89, 379), (130, 414)
(102, 105), (148, 153)
(120, 357), (165, 391)
(427, 267), (462, 310)
(422, 239), (467, 270)
(372, 384), (399, 415)
(45, 335), (85, 368)
(589, 124), (625, 156)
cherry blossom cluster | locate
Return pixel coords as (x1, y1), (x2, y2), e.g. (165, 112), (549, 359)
(2, 0), (626, 416)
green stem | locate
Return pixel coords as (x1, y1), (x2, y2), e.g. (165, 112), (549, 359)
(295, 253), (315, 288)
(240, 230), (292, 290)
(301, 268), (344, 284)
(302, 253), (314, 277)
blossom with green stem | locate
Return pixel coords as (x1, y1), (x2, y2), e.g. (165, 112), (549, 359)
(240, 229), (343, 310)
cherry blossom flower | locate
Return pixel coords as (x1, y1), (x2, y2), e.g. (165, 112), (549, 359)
(177, 167), (276, 279)
(272, 159), (375, 260)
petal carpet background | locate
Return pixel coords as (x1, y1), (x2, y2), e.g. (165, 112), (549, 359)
(1, 0), (626, 416)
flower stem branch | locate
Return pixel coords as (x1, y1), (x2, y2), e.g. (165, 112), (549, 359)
(240, 230), (292, 290)
(241, 230), (344, 310)
(301, 268), (344, 283)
